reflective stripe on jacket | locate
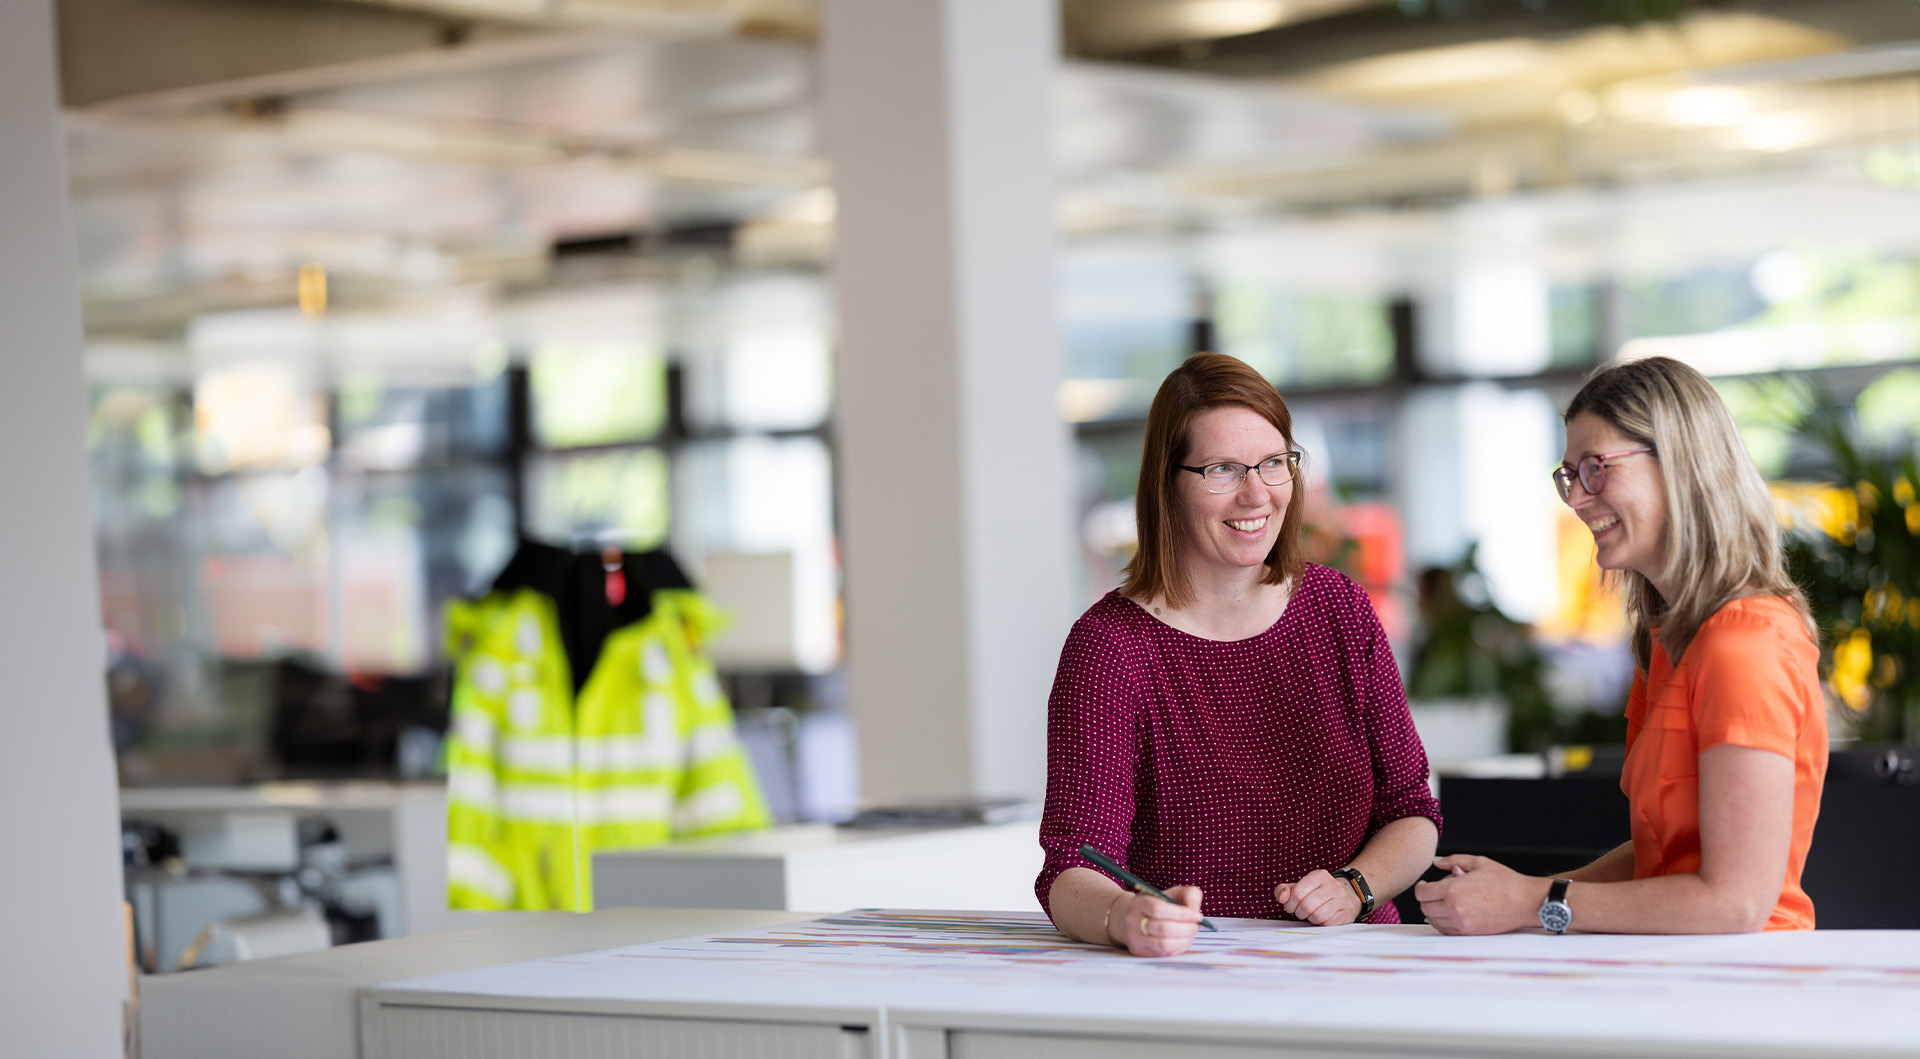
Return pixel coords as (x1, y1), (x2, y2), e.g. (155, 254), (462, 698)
(445, 587), (770, 910)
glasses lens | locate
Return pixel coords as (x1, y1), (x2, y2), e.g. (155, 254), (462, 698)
(1203, 464), (1243, 492)
(1552, 468), (1575, 501)
(1579, 455), (1606, 496)
(1255, 455), (1295, 487)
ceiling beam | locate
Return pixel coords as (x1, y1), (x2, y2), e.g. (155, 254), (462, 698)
(1115, 0), (1920, 77)
(56, 0), (522, 107)
(57, 0), (808, 113)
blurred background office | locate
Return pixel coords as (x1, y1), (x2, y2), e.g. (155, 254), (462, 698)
(11, 0), (1920, 1046)
(73, 0), (1920, 785)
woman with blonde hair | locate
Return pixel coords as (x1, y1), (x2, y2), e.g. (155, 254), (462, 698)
(1418, 355), (1827, 935)
(1037, 353), (1441, 957)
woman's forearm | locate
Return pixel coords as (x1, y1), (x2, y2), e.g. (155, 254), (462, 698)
(1047, 866), (1128, 946)
(1558, 871), (1771, 934)
(1428, 858), (1782, 935)
(1348, 815), (1440, 905)
(1565, 841), (1635, 884)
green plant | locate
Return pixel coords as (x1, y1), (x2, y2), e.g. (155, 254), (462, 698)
(1780, 390), (1920, 743)
(1407, 544), (1621, 752)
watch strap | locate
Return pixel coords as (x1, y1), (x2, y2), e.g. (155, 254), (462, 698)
(1329, 867), (1376, 918)
(1539, 878), (1573, 934)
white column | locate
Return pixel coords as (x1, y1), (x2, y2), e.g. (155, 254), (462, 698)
(1400, 383), (1562, 624)
(824, 0), (1074, 801)
(0, 2), (130, 1054)
(1399, 385), (1469, 575)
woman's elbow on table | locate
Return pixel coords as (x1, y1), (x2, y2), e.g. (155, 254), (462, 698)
(1704, 880), (1780, 934)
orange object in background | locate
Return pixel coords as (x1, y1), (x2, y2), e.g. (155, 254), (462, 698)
(1339, 501), (1407, 642)
(199, 554), (329, 658)
(1540, 506), (1628, 645)
(1296, 493), (1406, 642)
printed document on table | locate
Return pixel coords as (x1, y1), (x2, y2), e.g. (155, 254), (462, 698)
(377, 909), (1920, 1053)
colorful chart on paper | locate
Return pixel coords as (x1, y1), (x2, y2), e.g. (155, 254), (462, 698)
(379, 910), (1920, 1052)
(618, 910), (1920, 993)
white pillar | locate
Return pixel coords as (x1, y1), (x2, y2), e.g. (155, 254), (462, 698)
(0, 2), (129, 1054)
(1400, 383), (1562, 624)
(824, 0), (1074, 801)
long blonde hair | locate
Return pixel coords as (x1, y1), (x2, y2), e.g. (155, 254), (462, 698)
(1563, 356), (1814, 669)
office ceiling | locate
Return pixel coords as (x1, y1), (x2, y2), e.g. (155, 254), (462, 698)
(59, 0), (1920, 346)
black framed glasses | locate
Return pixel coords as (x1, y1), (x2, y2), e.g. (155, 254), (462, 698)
(1178, 451), (1302, 493)
(1552, 447), (1654, 502)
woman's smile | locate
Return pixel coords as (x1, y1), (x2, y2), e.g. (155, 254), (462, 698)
(1225, 515), (1270, 536)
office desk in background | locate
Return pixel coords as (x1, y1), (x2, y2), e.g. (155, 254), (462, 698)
(593, 821), (1043, 912)
(120, 783), (493, 971)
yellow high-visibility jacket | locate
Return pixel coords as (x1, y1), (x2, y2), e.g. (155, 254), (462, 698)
(444, 586), (770, 910)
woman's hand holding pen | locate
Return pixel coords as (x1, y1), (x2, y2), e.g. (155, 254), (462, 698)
(1106, 886), (1205, 957)
(1274, 870), (1364, 925)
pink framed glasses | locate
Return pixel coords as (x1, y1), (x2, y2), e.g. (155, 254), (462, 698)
(1553, 448), (1654, 502)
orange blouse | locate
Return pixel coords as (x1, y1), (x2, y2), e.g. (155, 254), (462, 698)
(1621, 596), (1827, 931)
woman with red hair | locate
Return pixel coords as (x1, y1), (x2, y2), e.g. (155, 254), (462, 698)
(1037, 353), (1441, 957)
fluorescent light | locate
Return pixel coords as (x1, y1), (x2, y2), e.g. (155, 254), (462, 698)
(1738, 111), (1821, 153)
(1175, 0), (1290, 39)
(1665, 86), (1750, 128)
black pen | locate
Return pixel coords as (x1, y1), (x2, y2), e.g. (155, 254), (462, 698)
(1079, 844), (1218, 931)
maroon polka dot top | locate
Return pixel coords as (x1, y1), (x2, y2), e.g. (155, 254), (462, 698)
(1036, 563), (1441, 923)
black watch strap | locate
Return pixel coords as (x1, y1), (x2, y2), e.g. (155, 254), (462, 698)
(1539, 878), (1573, 934)
(1329, 867), (1376, 918)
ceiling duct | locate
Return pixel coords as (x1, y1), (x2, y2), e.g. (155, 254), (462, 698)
(331, 0), (814, 37)
(1062, 0), (1381, 56)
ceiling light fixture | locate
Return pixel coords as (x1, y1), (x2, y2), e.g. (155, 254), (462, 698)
(1175, 0), (1291, 40)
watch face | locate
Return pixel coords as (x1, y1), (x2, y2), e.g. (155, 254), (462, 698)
(1539, 902), (1572, 933)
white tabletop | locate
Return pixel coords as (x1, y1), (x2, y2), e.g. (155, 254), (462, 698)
(138, 907), (807, 1059)
(369, 911), (1920, 1059)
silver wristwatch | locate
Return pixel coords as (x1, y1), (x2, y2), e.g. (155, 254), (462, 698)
(1538, 878), (1572, 934)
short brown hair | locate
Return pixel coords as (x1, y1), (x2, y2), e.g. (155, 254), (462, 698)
(1121, 353), (1305, 608)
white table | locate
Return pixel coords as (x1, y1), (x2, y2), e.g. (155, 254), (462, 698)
(137, 907), (804, 1059)
(593, 821), (1043, 912)
(361, 911), (1920, 1059)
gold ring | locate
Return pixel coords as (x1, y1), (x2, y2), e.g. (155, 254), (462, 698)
(1140, 916), (1151, 936)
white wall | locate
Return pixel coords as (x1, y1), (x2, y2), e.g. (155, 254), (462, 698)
(0, 1), (131, 1053)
